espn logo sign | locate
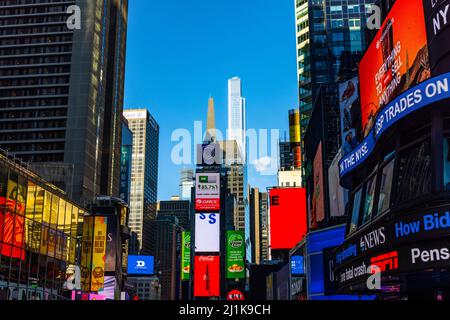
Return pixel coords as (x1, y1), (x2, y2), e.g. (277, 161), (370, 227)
(370, 251), (399, 273)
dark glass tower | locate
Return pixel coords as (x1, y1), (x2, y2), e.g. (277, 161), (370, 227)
(0, 0), (128, 205)
(295, 0), (375, 159)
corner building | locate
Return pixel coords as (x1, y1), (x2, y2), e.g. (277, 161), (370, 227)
(0, 0), (128, 206)
(334, 0), (450, 300)
(0, 150), (85, 300)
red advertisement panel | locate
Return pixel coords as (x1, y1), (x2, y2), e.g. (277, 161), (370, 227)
(194, 256), (220, 297)
(269, 188), (307, 250)
(359, 0), (430, 136)
(195, 199), (220, 211)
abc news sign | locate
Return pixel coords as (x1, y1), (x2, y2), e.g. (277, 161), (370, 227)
(335, 206), (450, 267)
(334, 206), (450, 287)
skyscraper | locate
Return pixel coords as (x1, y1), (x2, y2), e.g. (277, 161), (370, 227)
(248, 187), (270, 264)
(294, 0), (375, 156)
(123, 109), (159, 252)
(219, 140), (246, 231)
(228, 77), (246, 163)
(0, 0), (129, 205)
(205, 96), (216, 143)
(179, 168), (194, 201)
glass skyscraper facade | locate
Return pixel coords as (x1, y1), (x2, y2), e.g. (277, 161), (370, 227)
(0, 0), (128, 205)
(0, 150), (85, 300)
(228, 77), (246, 163)
(123, 109), (159, 253)
(295, 0), (375, 151)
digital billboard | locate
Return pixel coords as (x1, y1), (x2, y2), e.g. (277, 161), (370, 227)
(105, 215), (118, 273)
(269, 188), (307, 250)
(359, 0), (430, 135)
(197, 144), (222, 166)
(291, 255), (305, 275)
(80, 216), (94, 292)
(311, 142), (325, 229)
(91, 217), (107, 292)
(127, 255), (155, 275)
(226, 231), (245, 279)
(0, 176), (26, 260)
(328, 149), (346, 218)
(195, 173), (220, 211)
(181, 232), (191, 280)
(195, 214), (220, 253)
(339, 77), (360, 154)
(193, 256), (220, 297)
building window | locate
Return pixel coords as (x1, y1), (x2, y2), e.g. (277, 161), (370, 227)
(377, 158), (395, 216)
(362, 173), (377, 226)
(349, 188), (363, 234)
(396, 140), (431, 203)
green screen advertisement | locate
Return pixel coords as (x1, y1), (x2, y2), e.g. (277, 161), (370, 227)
(226, 231), (245, 279)
(181, 232), (191, 281)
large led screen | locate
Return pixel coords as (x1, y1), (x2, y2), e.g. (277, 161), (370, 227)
(195, 213), (220, 253)
(193, 256), (220, 297)
(269, 188), (307, 250)
(359, 0), (430, 135)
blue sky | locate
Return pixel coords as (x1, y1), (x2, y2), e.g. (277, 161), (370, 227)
(124, 0), (298, 201)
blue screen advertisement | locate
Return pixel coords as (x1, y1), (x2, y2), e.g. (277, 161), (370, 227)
(127, 255), (155, 275)
(291, 256), (305, 275)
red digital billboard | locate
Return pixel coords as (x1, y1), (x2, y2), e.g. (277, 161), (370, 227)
(359, 0), (430, 136)
(193, 256), (220, 297)
(269, 188), (307, 250)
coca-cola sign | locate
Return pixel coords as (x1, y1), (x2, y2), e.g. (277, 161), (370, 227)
(194, 256), (220, 297)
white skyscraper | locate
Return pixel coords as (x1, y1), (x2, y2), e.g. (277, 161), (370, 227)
(228, 77), (246, 163)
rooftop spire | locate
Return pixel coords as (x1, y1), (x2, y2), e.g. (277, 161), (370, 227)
(205, 96), (216, 143)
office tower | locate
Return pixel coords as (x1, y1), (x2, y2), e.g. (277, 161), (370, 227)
(248, 188), (261, 264)
(295, 0), (375, 155)
(248, 188), (270, 264)
(120, 117), (133, 203)
(279, 140), (294, 171)
(0, 0), (129, 206)
(228, 77), (246, 162)
(179, 168), (194, 201)
(259, 191), (269, 262)
(157, 199), (190, 230)
(289, 109), (302, 169)
(123, 109), (159, 252)
(153, 215), (181, 300)
(219, 140), (246, 231)
(205, 97), (216, 143)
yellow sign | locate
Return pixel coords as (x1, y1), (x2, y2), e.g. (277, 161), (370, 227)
(90, 217), (107, 292)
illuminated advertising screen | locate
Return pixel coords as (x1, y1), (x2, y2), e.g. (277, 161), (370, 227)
(197, 144), (222, 166)
(127, 255), (154, 275)
(269, 188), (307, 250)
(193, 256), (220, 297)
(181, 232), (191, 281)
(80, 216), (94, 292)
(291, 255), (305, 275)
(195, 173), (220, 211)
(311, 142), (325, 229)
(100, 276), (117, 300)
(339, 77), (360, 154)
(195, 213), (220, 253)
(328, 150), (346, 218)
(91, 217), (107, 292)
(359, 0), (430, 135)
(105, 216), (118, 273)
(0, 176), (26, 260)
(226, 231), (245, 279)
